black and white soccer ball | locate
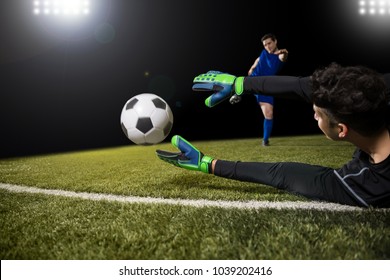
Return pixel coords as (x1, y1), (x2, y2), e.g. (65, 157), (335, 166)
(120, 93), (174, 145)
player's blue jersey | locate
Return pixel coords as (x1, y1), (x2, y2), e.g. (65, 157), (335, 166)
(251, 49), (284, 77)
(251, 49), (285, 105)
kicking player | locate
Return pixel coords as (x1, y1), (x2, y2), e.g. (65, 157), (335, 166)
(248, 33), (288, 146)
(156, 63), (390, 208)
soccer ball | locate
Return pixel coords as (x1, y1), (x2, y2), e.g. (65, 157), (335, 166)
(120, 93), (174, 145)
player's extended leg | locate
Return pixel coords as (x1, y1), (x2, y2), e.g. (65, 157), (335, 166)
(259, 101), (274, 146)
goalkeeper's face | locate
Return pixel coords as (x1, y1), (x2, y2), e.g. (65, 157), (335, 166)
(313, 105), (341, 141)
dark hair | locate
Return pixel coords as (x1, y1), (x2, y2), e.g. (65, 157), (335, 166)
(311, 62), (389, 136)
(261, 33), (276, 42)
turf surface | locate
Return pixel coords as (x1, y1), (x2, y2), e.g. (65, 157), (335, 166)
(1, 135), (389, 259)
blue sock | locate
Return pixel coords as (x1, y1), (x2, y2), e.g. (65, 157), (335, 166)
(263, 119), (273, 142)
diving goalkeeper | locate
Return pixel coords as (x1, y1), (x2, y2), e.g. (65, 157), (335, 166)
(157, 63), (390, 208)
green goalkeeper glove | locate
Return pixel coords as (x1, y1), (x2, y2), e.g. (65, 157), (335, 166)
(156, 135), (214, 174)
(192, 71), (245, 107)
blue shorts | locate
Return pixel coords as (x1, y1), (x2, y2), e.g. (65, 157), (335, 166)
(255, 94), (274, 105)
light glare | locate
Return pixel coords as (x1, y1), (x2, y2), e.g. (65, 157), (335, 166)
(32, 0), (90, 16)
(359, 0), (390, 15)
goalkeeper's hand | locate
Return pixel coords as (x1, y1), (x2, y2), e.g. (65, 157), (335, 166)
(156, 135), (214, 174)
(192, 71), (245, 108)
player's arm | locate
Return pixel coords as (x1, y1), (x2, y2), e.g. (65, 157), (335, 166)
(275, 48), (288, 62)
(193, 71), (313, 107)
(248, 57), (259, 76)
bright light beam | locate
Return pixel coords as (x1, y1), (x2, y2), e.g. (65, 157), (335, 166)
(33, 0), (90, 16)
(359, 0), (390, 16)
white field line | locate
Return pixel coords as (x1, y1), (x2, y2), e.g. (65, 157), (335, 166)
(0, 183), (378, 212)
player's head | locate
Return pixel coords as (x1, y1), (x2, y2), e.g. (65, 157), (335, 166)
(311, 62), (389, 139)
(261, 33), (278, 54)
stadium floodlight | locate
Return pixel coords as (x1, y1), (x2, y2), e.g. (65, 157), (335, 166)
(359, 0), (390, 15)
(33, 0), (90, 16)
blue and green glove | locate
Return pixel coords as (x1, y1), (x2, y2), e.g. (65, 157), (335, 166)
(156, 135), (213, 174)
(192, 71), (245, 107)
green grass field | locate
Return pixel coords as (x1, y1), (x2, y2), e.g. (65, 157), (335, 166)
(1, 135), (389, 259)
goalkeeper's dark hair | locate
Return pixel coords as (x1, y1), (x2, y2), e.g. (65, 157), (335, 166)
(311, 62), (389, 137)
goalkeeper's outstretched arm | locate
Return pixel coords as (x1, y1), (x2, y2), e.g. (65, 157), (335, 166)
(192, 72), (313, 107)
(243, 76), (312, 103)
(193, 72), (390, 107)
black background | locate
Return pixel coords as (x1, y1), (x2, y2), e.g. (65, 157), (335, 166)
(1, 0), (390, 158)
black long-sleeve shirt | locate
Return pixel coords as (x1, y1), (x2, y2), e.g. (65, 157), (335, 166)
(243, 74), (390, 103)
(213, 74), (390, 208)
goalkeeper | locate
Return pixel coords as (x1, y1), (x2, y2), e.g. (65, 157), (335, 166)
(157, 63), (390, 208)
